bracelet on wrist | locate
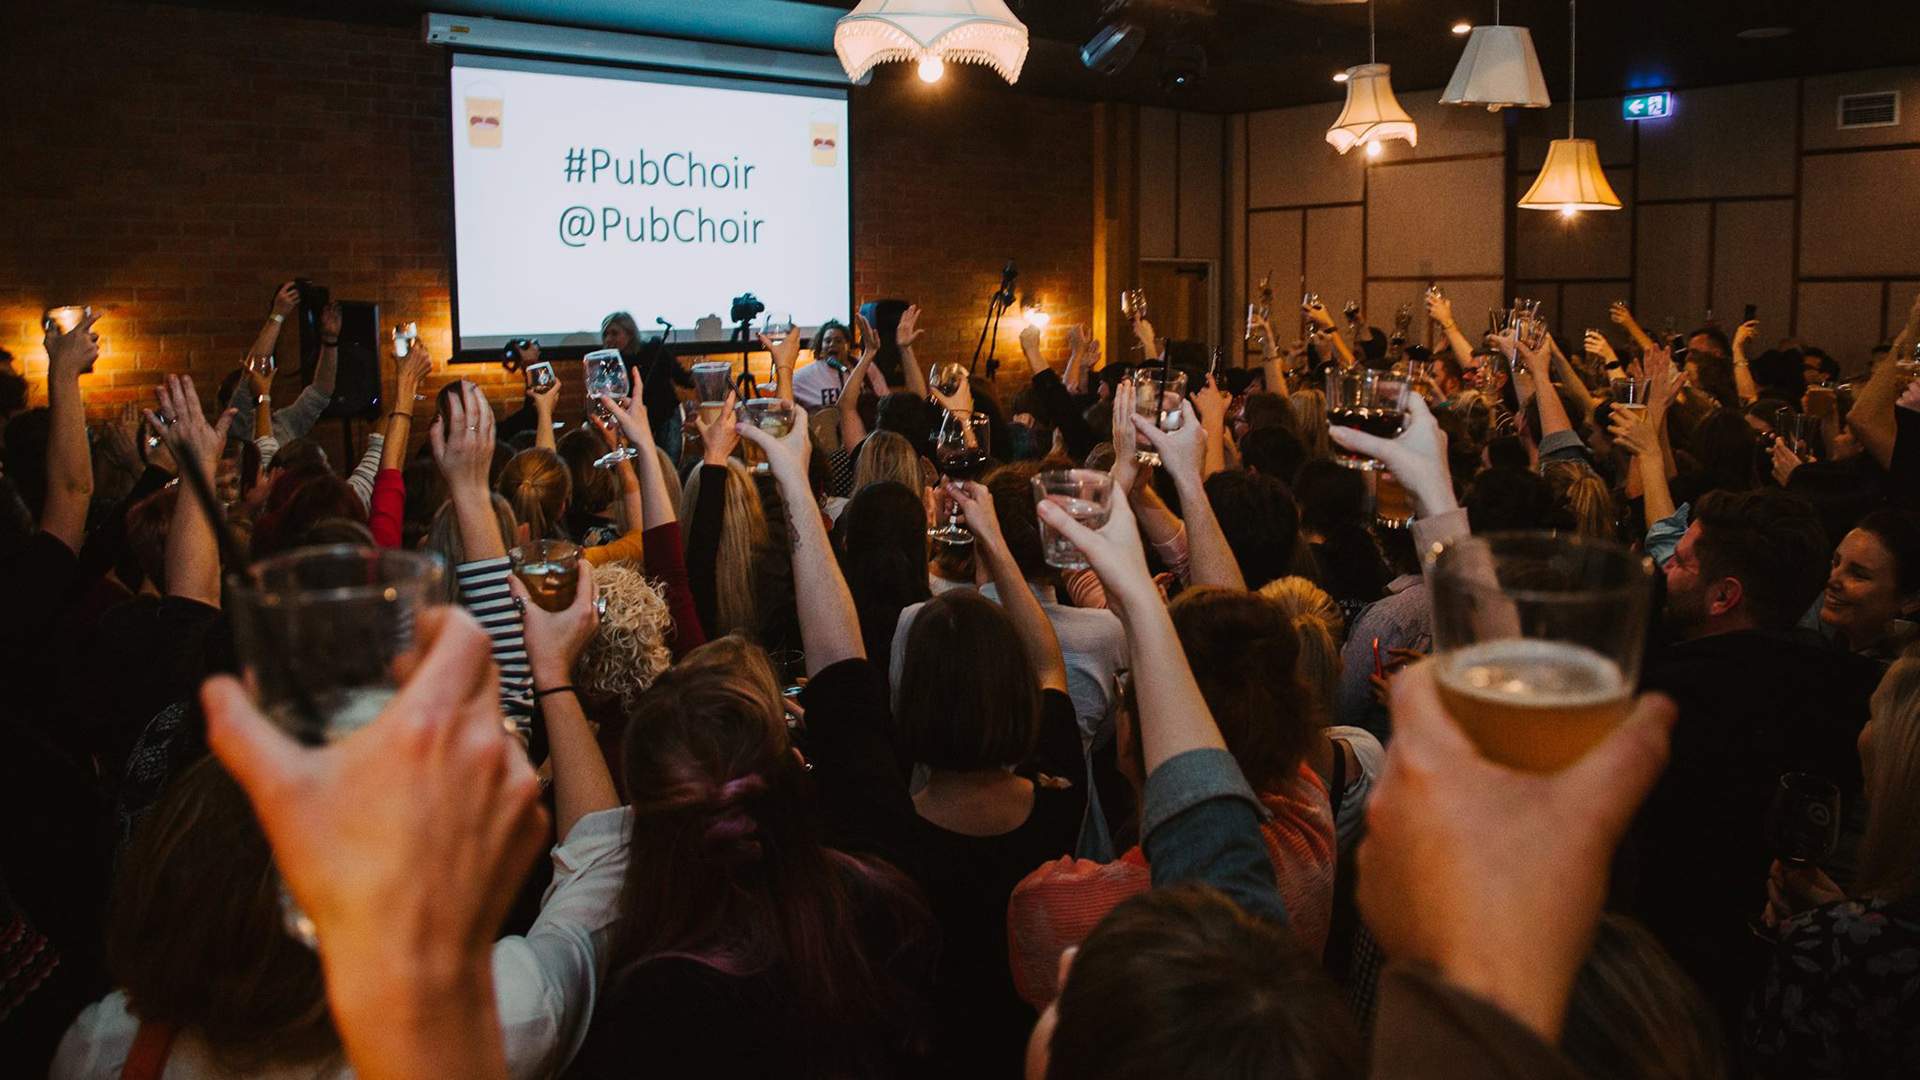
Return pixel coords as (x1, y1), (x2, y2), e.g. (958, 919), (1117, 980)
(533, 685), (577, 700)
(269, 312), (285, 324)
(321, 337), (339, 347)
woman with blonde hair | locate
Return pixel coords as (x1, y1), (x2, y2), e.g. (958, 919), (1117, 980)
(497, 446), (646, 565)
(850, 430), (927, 499)
(1748, 654), (1920, 1077)
(1542, 459), (1617, 541)
(1287, 388), (1331, 462)
(682, 454), (769, 640)
(1258, 576), (1345, 722)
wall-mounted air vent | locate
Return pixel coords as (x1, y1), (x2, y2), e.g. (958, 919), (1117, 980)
(1836, 91), (1900, 130)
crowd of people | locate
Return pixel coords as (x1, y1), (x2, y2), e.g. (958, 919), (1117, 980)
(1, 276), (1917, 1079)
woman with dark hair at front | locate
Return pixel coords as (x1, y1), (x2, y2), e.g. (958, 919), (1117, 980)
(601, 310), (691, 446)
(835, 481), (932, 673)
(1817, 509), (1920, 660)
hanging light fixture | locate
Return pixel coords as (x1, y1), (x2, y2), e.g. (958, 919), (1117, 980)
(1440, 0), (1551, 111)
(1518, 0), (1621, 214)
(834, 0), (1030, 85)
(1326, 0), (1417, 155)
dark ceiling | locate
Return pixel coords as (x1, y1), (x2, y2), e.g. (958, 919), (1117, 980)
(190, 0), (1920, 114)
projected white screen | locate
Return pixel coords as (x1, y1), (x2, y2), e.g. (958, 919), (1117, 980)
(449, 56), (850, 350)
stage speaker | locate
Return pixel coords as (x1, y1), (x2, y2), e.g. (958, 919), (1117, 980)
(859, 298), (911, 386)
(317, 300), (383, 421)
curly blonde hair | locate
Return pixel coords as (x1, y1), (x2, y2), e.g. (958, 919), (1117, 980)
(1258, 575), (1346, 723)
(576, 563), (675, 713)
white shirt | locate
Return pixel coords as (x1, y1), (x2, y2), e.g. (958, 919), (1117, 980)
(52, 807), (633, 1080)
(890, 580), (1128, 746)
(791, 356), (887, 411)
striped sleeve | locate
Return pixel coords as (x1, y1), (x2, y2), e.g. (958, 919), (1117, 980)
(456, 557), (535, 727)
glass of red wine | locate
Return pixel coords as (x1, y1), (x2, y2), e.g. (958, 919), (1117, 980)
(928, 410), (992, 546)
(1326, 367), (1409, 470)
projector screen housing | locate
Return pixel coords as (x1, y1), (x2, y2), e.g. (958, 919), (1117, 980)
(445, 51), (852, 361)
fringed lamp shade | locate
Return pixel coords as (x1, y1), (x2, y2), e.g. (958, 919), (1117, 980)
(1440, 25), (1551, 111)
(1518, 138), (1622, 211)
(1326, 64), (1418, 154)
(834, 0), (1030, 84)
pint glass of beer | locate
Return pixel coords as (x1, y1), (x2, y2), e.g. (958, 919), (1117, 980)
(1428, 532), (1653, 772)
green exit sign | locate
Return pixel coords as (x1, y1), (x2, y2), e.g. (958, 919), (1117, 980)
(1623, 91), (1673, 120)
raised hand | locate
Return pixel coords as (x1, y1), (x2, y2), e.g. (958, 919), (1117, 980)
(1770, 438), (1803, 487)
(943, 478), (1007, 553)
(151, 373), (235, 479)
(697, 392), (741, 466)
(1358, 662), (1673, 1042)
(272, 281), (300, 318)
(895, 304), (924, 349)
(1733, 319), (1759, 358)
(1035, 484), (1154, 607)
(597, 390), (656, 450)
(428, 381), (496, 494)
(44, 308), (101, 380)
(1900, 378), (1920, 414)
(398, 345), (432, 399)
(1326, 393), (1455, 518)
(1109, 378), (1142, 492)
(855, 311), (881, 365)
(1303, 298), (1335, 332)
(1134, 399), (1205, 483)
(1194, 373), (1231, 435)
(320, 300), (342, 339)
(931, 368), (973, 416)
(735, 396), (811, 479)
(511, 559), (601, 685)
(758, 326), (802, 381)
(1425, 291), (1455, 330)
(1585, 330), (1619, 369)
(1608, 300), (1636, 328)
(1645, 344), (1687, 418)
(1607, 405), (1659, 459)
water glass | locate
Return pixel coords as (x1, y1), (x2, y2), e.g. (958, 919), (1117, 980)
(228, 545), (446, 944)
(1428, 532), (1653, 773)
(692, 361), (735, 425)
(1031, 469), (1115, 571)
(509, 539), (581, 612)
(1129, 368), (1186, 465)
(1774, 408), (1819, 460)
(1611, 377), (1652, 415)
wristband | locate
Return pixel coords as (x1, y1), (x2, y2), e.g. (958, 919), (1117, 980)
(320, 336), (339, 347)
(269, 313), (285, 324)
(534, 685), (577, 700)
(256, 393), (271, 406)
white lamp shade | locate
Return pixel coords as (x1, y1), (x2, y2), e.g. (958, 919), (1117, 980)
(1518, 138), (1623, 211)
(834, 0), (1030, 84)
(1440, 25), (1551, 111)
(1326, 63), (1418, 155)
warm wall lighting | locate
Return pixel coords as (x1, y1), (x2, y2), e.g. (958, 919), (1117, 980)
(1367, 141), (1384, 157)
(1023, 298), (1051, 328)
(835, 0), (1030, 84)
(917, 54), (945, 81)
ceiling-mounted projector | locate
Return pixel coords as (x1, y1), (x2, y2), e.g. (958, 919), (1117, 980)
(1081, 19), (1147, 74)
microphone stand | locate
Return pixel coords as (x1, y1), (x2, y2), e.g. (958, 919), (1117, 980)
(969, 272), (1017, 382)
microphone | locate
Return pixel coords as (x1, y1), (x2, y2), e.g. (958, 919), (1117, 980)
(996, 259), (1018, 305)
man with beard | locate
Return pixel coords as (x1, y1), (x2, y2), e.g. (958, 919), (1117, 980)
(1625, 489), (1884, 1031)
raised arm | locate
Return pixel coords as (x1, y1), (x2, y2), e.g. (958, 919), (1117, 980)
(311, 300), (341, 399)
(1516, 335), (1574, 443)
(1133, 392), (1245, 591)
(1731, 319), (1761, 405)
(1609, 406), (1676, 527)
(1851, 291), (1920, 468)
(430, 382), (507, 561)
(836, 351), (875, 448)
(383, 348), (430, 473)
(1427, 291), (1477, 379)
(1305, 298), (1357, 369)
(529, 371), (559, 453)
(248, 357), (274, 442)
(152, 374), (235, 608)
(1193, 374), (1231, 479)
(947, 479), (1069, 694)
(736, 410), (864, 673)
(1546, 335), (1596, 418)
(600, 390), (676, 530)
(511, 561), (617, 840)
(39, 310), (99, 551)
(758, 323), (803, 405)
(243, 281), (299, 369)
(894, 304), (928, 398)
(1608, 300), (1659, 355)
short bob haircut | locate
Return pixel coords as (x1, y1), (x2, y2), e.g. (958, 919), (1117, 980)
(895, 590), (1040, 771)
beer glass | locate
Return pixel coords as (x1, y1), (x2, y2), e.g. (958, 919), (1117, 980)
(1326, 367), (1409, 470)
(1610, 377), (1652, 416)
(509, 539), (581, 612)
(228, 545), (446, 944)
(1031, 469), (1115, 571)
(1428, 532), (1653, 772)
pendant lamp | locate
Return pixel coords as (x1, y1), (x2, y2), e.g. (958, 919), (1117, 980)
(1326, 0), (1417, 155)
(834, 0), (1030, 85)
(1518, 0), (1620, 213)
(1440, 1), (1551, 111)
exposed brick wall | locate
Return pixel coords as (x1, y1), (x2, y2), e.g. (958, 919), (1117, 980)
(0, 1), (1095, 442)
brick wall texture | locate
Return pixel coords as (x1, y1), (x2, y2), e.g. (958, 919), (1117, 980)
(0, 1), (1095, 442)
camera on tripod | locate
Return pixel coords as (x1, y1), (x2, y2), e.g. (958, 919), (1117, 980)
(730, 293), (766, 324)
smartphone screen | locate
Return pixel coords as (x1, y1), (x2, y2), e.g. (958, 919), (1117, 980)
(1743, 303), (1758, 323)
(526, 360), (555, 390)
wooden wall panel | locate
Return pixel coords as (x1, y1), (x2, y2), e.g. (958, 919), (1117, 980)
(1247, 210), (1304, 311)
(1634, 203), (1711, 331)
(1368, 157), (1506, 278)
(1637, 80), (1798, 200)
(1246, 103), (1364, 208)
(1513, 168), (1634, 280)
(1306, 205), (1364, 319)
(1799, 282), (1887, 374)
(1138, 106), (1177, 258)
(1710, 200), (1795, 328)
(1800, 149), (1920, 278)
(1177, 113), (1224, 260)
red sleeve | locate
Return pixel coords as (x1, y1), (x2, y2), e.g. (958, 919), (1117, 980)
(642, 521), (706, 657)
(370, 468), (405, 549)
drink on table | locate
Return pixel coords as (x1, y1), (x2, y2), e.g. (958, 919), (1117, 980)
(1428, 532), (1653, 772)
(1129, 368), (1186, 465)
(1031, 469), (1114, 571)
(228, 545), (445, 945)
(509, 539), (582, 612)
(692, 361), (734, 424)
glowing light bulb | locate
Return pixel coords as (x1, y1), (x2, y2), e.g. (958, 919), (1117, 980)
(1024, 303), (1051, 328)
(1366, 140), (1384, 158)
(917, 55), (945, 83)
(1560, 206), (1579, 219)
(1452, 21), (1472, 35)
(1332, 70), (1350, 83)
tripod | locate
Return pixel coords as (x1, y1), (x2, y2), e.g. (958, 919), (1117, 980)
(968, 266), (1018, 382)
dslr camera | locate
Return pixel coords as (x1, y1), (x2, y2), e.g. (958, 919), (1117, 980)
(730, 292), (766, 324)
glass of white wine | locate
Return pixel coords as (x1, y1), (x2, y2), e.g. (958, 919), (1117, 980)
(228, 545), (446, 945)
(1428, 532), (1653, 773)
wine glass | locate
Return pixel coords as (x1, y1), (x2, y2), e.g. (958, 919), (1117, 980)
(1129, 368), (1186, 466)
(1326, 367), (1408, 470)
(582, 348), (639, 468)
(1752, 772), (1842, 937)
(929, 361), (967, 398)
(928, 410), (992, 546)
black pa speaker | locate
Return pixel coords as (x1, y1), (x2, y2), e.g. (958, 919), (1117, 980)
(317, 300), (382, 421)
(859, 298), (911, 386)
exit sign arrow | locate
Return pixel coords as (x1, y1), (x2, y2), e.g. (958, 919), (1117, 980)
(1623, 91), (1673, 121)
